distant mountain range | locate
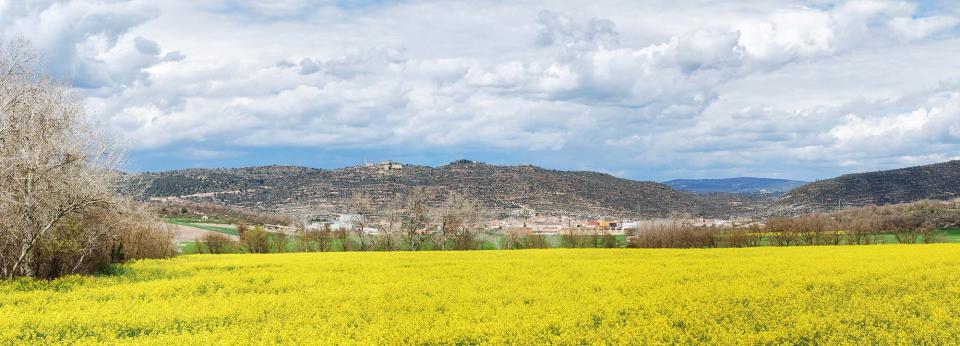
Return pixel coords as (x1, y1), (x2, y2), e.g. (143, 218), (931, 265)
(664, 177), (808, 194)
(126, 159), (960, 219)
(773, 160), (960, 214)
(125, 160), (765, 219)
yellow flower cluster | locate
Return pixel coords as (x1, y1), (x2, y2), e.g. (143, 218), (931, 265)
(3, 245), (960, 345)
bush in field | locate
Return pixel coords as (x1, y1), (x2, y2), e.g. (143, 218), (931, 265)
(110, 210), (178, 261)
(601, 233), (618, 248)
(271, 232), (290, 253)
(631, 223), (719, 248)
(921, 228), (945, 244)
(203, 233), (236, 254)
(824, 218), (844, 245)
(26, 205), (176, 279)
(236, 222), (250, 237)
(239, 226), (270, 254)
(720, 225), (763, 248)
(441, 192), (484, 251)
(349, 192), (372, 251)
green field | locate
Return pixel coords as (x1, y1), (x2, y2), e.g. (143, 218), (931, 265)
(163, 218), (239, 236)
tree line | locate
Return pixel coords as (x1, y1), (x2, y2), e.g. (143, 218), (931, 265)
(198, 188), (494, 253)
(197, 197), (960, 254)
(630, 200), (960, 248)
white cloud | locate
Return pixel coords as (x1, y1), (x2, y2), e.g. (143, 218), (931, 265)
(0, 0), (171, 90)
(183, 147), (243, 160)
(4, 0), (960, 179)
(825, 101), (960, 165)
(889, 15), (960, 40)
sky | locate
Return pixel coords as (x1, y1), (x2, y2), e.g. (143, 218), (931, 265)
(2, 0), (960, 181)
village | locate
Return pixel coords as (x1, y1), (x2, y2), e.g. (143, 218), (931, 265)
(307, 212), (752, 236)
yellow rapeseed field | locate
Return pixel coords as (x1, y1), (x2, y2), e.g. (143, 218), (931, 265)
(3, 245), (960, 345)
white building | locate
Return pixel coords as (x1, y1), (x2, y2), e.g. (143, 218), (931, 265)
(308, 214), (380, 234)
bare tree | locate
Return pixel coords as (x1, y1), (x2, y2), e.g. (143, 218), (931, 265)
(436, 192), (484, 250)
(335, 226), (352, 251)
(295, 222), (334, 252)
(236, 221), (250, 238)
(561, 229), (585, 248)
(318, 224), (333, 252)
(766, 218), (798, 246)
(435, 192), (465, 251)
(845, 212), (881, 245)
(378, 195), (404, 251)
(454, 197), (484, 250)
(0, 41), (127, 278)
(294, 221), (312, 252)
(304, 223), (334, 252)
(403, 187), (430, 251)
(504, 228), (527, 249)
(349, 192), (372, 251)
(795, 214), (828, 246)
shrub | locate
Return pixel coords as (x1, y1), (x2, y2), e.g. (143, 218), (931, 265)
(203, 233), (236, 254)
(601, 234), (618, 248)
(721, 225), (763, 248)
(112, 212), (178, 261)
(631, 224), (719, 248)
(22, 203), (177, 279)
(272, 232), (290, 253)
(239, 226), (270, 254)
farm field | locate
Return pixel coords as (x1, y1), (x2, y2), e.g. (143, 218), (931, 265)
(162, 218), (239, 236)
(4, 245), (960, 344)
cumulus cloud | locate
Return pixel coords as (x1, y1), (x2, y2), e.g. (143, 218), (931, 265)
(5, 0), (960, 179)
(0, 0), (177, 91)
(830, 92), (960, 150)
(535, 10), (620, 51)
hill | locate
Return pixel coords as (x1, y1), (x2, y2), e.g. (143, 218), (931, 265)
(664, 177), (807, 194)
(773, 160), (960, 214)
(125, 160), (759, 219)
